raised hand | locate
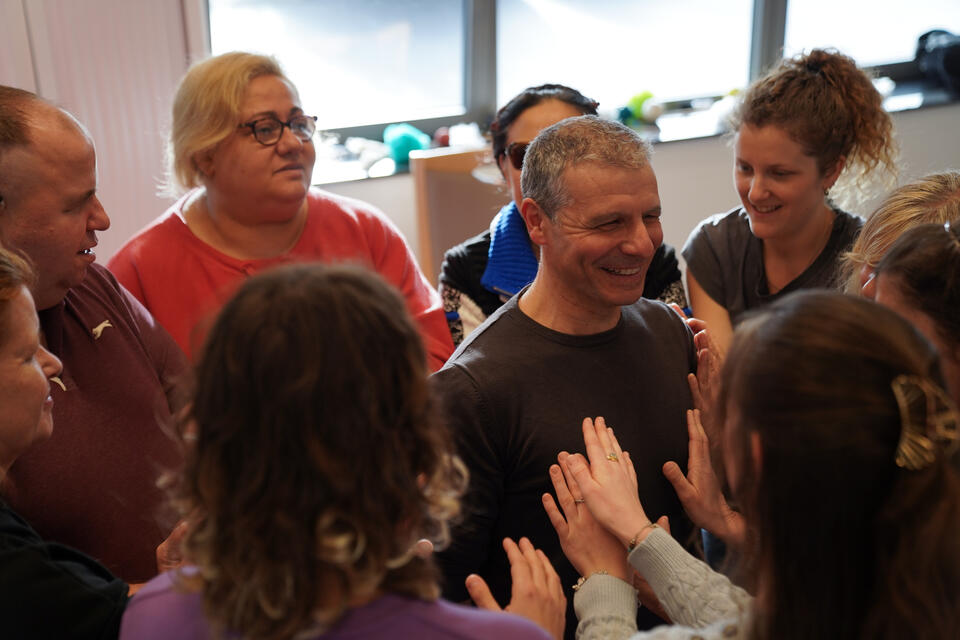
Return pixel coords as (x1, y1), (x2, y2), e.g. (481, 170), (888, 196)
(542, 452), (629, 581)
(466, 537), (566, 640)
(563, 417), (656, 548)
(662, 409), (745, 548)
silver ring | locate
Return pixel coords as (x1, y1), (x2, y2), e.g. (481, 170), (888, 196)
(574, 499), (585, 504)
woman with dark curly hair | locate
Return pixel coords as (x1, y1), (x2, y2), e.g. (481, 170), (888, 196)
(119, 264), (561, 640)
(683, 49), (898, 353)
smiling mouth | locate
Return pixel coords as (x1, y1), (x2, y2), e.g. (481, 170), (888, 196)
(602, 266), (643, 276)
(752, 204), (782, 214)
(79, 248), (94, 255)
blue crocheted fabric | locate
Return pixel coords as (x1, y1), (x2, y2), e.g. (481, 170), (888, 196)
(480, 202), (539, 297)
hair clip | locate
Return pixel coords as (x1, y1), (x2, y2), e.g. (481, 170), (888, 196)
(892, 374), (960, 470)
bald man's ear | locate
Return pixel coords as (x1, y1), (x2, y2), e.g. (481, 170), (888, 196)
(519, 197), (549, 246)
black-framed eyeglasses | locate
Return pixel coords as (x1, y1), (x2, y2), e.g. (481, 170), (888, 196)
(502, 141), (529, 171)
(239, 114), (318, 146)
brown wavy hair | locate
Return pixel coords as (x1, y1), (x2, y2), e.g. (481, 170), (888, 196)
(0, 244), (34, 338)
(721, 291), (960, 639)
(731, 49), (898, 207)
(172, 263), (467, 639)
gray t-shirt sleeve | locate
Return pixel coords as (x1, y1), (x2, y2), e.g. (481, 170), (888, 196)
(681, 209), (748, 308)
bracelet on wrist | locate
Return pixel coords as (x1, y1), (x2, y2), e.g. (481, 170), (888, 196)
(571, 570), (609, 592)
(626, 522), (659, 552)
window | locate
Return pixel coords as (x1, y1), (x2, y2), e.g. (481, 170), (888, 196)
(208, 0), (473, 135)
(784, 0), (960, 68)
(497, 0), (753, 107)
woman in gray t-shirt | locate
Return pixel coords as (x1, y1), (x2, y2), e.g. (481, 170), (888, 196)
(683, 48), (897, 352)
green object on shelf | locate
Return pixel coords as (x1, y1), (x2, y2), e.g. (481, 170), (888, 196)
(383, 123), (431, 165)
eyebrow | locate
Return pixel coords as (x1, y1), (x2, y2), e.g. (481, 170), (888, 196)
(63, 189), (96, 210)
(245, 106), (304, 121)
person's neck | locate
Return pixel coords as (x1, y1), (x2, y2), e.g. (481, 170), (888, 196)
(185, 189), (308, 261)
(762, 204), (835, 294)
(518, 276), (621, 335)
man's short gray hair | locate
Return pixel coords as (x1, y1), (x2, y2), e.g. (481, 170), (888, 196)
(520, 115), (653, 219)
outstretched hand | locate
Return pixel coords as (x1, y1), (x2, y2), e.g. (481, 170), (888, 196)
(543, 453), (629, 581)
(466, 537), (566, 640)
(156, 520), (188, 573)
(563, 417), (654, 547)
(662, 409), (745, 548)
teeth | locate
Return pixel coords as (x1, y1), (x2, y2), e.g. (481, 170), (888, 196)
(604, 266), (642, 276)
(754, 205), (780, 213)
(79, 249), (93, 255)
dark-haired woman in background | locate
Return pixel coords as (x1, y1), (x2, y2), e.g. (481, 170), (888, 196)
(683, 49), (898, 352)
(439, 84), (686, 346)
(119, 264), (561, 640)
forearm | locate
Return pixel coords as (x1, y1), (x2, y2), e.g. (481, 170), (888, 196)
(630, 528), (751, 627)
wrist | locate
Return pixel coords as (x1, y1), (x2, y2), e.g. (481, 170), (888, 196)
(617, 516), (654, 548)
(625, 522), (658, 552)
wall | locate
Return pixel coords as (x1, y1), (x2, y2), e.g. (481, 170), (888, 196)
(3, 0), (958, 269)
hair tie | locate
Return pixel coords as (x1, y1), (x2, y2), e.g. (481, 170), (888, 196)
(892, 374), (960, 470)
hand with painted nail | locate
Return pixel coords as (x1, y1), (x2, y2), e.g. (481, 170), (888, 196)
(542, 453), (629, 581)
(465, 537), (566, 640)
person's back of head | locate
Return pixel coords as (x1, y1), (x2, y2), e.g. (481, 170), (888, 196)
(842, 170), (960, 292)
(874, 222), (960, 403)
(175, 263), (466, 640)
(721, 290), (960, 640)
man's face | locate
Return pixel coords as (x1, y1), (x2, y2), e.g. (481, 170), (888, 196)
(534, 162), (662, 321)
(0, 113), (110, 310)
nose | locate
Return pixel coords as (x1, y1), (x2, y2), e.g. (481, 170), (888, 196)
(748, 174), (769, 202)
(39, 345), (63, 379)
(622, 220), (655, 258)
(275, 124), (307, 155)
(87, 196), (110, 232)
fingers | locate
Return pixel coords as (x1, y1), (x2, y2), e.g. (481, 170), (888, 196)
(687, 373), (704, 413)
(413, 538), (434, 559)
(556, 457), (585, 505)
(656, 515), (671, 535)
(581, 417), (607, 467)
(686, 410), (710, 469)
(549, 461), (580, 508)
(518, 537), (546, 585)
(542, 492), (569, 539)
(687, 317), (707, 334)
(606, 426), (624, 458)
(668, 302), (689, 319)
(593, 417), (615, 458)
(466, 574), (501, 611)
(622, 450), (638, 488)
(662, 460), (693, 503)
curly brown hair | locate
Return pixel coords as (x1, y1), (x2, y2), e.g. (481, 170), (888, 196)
(172, 264), (467, 639)
(731, 49), (898, 207)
